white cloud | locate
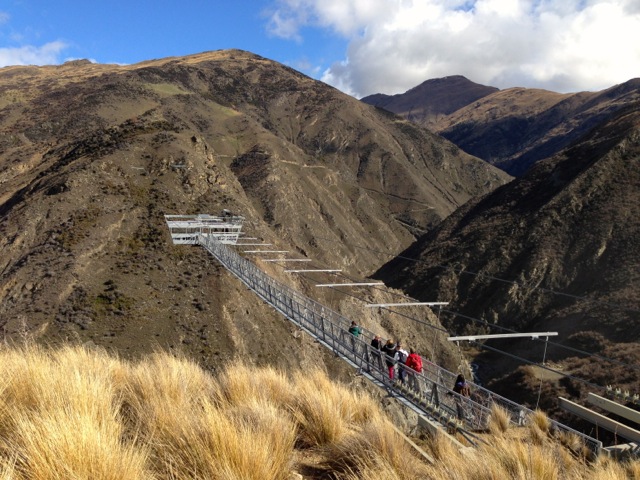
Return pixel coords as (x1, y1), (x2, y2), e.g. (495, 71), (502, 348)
(268, 0), (640, 97)
(0, 41), (68, 68)
(268, 0), (389, 38)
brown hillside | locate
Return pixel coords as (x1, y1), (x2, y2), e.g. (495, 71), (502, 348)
(434, 81), (640, 176)
(375, 101), (640, 417)
(364, 75), (640, 176)
(0, 50), (508, 377)
(361, 75), (498, 130)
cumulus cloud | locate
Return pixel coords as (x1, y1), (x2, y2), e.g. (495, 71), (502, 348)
(268, 0), (640, 97)
(0, 41), (68, 68)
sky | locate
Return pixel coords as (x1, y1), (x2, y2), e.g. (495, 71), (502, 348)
(1, 0), (639, 98)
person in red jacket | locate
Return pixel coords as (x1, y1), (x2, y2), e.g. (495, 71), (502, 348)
(404, 348), (423, 392)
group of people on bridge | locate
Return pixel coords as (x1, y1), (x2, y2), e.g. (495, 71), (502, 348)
(348, 321), (472, 419)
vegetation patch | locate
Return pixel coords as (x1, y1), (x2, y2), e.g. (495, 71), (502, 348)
(0, 345), (637, 479)
(143, 82), (191, 97)
(91, 280), (135, 318)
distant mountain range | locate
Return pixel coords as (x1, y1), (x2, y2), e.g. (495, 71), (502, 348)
(374, 87), (640, 415)
(362, 76), (640, 176)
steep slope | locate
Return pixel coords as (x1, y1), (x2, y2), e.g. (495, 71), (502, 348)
(438, 79), (640, 175)
(375, 102), (640, 412)
(364, 75), (640, 176)
(361, 75), (498, 130)
(0, 50), (506, 373)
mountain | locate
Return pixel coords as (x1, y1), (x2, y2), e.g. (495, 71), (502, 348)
(364, 76), (640, 176)
(374, 97), (640, 414)
(437, 79), (640, 175)
(0, 50), (508, 374)
(361, 75), (498, 130)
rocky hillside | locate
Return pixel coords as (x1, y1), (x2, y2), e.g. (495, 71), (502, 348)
(361, 75), (497, 129)
(375, 99), (640, 415)
(364, 76), (640, 176)
(0, 50), (507, 376)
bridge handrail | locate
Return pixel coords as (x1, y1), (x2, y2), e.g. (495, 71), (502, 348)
(195, 233), (602, 454)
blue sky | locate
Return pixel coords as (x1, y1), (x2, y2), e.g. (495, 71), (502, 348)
(0, 1), (344, 76)
(1, 1), (639, 98)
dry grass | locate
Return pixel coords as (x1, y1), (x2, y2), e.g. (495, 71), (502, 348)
(213, 362), (293, 408)
(530, 408), (552, 433)
(291, 369), (381, 447)
(0, 344), (150, 479)
(0, 344), (638, 479)
(527, 410), (556, 449)
(0, 344), (421, 479)
(488, 403), (511, 436)
(420, 409), (640, 480)
(325, 419), (430, 479)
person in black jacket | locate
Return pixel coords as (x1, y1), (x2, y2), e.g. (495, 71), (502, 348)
(382, 339), (397, 380)
(453, 374), (471, 420)
(370, 334), (383, 371)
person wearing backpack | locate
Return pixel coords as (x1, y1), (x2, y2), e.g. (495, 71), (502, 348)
(347, 321), (362, 352)
(395, 343), (409, 383)
(382, 339), (397, 380)
(404, 348), (423, 392)
(370, 334), (383, 371)
(453, 374), (472, 420)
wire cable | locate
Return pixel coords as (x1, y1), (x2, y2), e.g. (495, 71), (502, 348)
(252, 241), (638, 395)
(265, 253), (640, 373)
(312, 234), (640, 314)
(286, 236), (640, 372)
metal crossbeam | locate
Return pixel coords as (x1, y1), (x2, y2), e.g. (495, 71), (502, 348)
(587, 393), (640, 425)
(285, 269), (342, 273)
(448, 332), (558, 342)
(262, 258), (312, 262)
(559, 397), (640, 443)
(366, 302), (449, 308)
(243, 250), (289, 253)
(316, 282), (384, 287)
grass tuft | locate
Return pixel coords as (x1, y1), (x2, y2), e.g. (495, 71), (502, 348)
(488, 403), (511, 435)
(326, 419), (430, 479)
(530, 409), (552, 433)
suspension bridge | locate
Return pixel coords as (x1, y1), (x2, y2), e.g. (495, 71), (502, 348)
(165, 213), (604, 454)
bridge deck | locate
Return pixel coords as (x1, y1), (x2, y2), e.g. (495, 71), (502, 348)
(172, 229), (602, 454)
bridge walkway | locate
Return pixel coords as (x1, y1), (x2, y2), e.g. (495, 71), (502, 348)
(194, 232), (602, 453)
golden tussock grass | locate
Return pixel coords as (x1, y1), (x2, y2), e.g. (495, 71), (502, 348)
(290, 369), (380, 447)
(530, 408), (552, 433)
(213, 362), (293, 408)
(324, 419), (430, 479)
(0, 344), (417, 479)
(0, 344), (638, 480)
(0, 344), (151, 479)
(487, 403), (511, 436)
(420, 409), (640, 480)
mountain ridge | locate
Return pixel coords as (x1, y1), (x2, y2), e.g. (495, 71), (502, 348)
(361, 75), (498, 129)
(363, 75), (640, 176)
